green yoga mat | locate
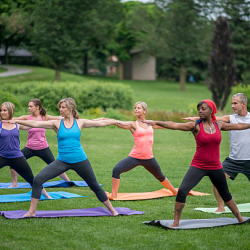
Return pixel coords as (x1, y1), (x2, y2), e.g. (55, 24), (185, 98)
(194, 203), (250, 214)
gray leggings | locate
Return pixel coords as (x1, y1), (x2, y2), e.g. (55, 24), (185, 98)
(176, 166), (232, 203)
(10, 147), (55, 170)
(32, 159), (108, 202)
(0, 156), (34, 186)
(112, 156), (166, 182)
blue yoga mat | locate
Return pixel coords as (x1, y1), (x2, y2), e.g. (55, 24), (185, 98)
(0, 180), (102, 189)
(0, 191), (87, 203)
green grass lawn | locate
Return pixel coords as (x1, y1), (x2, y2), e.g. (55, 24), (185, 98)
(0, 65), (248, 250)
(0, 67), (8, 73)
(0, 65), (233, 113)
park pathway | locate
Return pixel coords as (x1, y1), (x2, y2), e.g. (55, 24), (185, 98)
(0, 65), (32, 77)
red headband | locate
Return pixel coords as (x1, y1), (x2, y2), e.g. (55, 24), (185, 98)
(201, 99), (217, 122)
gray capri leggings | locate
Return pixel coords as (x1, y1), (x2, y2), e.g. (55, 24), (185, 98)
(176, 166), (232, 203)
(10, 147), (55, 170)
(32, 159), (108, 202)
(112, 156), (166, 182)
(0, 156), (34, 186)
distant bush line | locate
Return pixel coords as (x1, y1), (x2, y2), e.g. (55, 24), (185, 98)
(1, 81), (133, 113)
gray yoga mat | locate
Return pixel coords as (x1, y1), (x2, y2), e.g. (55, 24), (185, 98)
(143, 217), (250, 230)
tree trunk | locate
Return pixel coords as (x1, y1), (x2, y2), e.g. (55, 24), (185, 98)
(118, 61), (124, 80)
(4, 41), (9, 65)
(179, 63), (186, 91)
(55, 67), (61, 81)
(83, 52), (88, 75)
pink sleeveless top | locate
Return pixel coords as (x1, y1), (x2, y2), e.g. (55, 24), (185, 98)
(26, 115), (49, 150)
(129, 121), (154, 159)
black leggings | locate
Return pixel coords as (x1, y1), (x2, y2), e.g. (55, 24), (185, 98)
(176, 166), (232, 203)
(32, 159), (107, 202)
(112, 156), (166, 182)
(0, 156), (34, 186)
(10, 147), (55, 169)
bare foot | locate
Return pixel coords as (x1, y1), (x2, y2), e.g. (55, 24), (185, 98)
(105, 192), (114, 200)
(8, 184), (17, 188)
(22, 212), (36, 218)
(215, 207), (225, 213)
(45, 194), (52, 199)
(111, 210), (119, 216)
(238, 218), (244, 223)
(171, 189), (178, 196)
(169, 223), (179, 228)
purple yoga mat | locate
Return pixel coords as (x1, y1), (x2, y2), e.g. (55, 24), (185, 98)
(0, 207), (144, 219)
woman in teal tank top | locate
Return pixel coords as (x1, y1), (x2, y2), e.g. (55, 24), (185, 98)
(9, 97), (128, 217)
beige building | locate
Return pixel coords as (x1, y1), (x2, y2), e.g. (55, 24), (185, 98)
(123, 50), (156, 81)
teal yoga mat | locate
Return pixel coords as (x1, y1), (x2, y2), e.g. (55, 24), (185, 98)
(194, 203), (250, 214)
(0, 191), (87, 203)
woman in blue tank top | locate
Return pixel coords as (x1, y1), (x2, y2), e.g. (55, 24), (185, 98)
(0, 102), (51, 198)
(9, 97), (128, 217)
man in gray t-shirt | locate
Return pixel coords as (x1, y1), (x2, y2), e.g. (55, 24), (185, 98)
(214, 93), (250, 212)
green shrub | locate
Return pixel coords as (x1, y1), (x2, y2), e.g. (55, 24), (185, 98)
(2, 81), (133, 113)
(0, 90), (22, 111)
(187, 103), (198, 115)
(146, 110), (189, 122)
(81, 107), (103, 119)
(104, 108), (133, 121)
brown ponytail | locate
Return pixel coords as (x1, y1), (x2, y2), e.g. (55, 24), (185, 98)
(29, 99), (47, 117)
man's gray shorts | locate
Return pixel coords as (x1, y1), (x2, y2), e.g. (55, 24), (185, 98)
(222, 157), (250, 181)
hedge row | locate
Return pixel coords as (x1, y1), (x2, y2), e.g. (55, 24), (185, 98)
(2, 81), (133, 112)
(0, 90), (22, 109)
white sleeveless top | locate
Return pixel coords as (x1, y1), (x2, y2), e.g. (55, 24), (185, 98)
(229, 112), (250, 160)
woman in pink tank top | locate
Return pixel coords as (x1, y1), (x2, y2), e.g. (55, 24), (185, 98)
(99, 101), (177, 199)
(144, 99), (249, 227)
(9, 99), (70, 187)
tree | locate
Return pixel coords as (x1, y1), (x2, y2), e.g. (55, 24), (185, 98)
(29, 0), (87, 81)
(209, 16), (236, 111)
(29, 0), (122, 81)
(76, 0), (122, 75)
(223, 0), (250, 83)
(0, 1), (32, 64)
(127, 0), (212, 89)
(107, 1), (141, 80)
(203, 0), (250, 84)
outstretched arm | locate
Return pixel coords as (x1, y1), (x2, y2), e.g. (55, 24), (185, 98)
(143, 120), (195, 131)
(78, 119), (130, 129)
(45, 115), (63, 121)
(183, 115), (230, 123)
(4, 119), (58, 131)
(13, 115), (30, 120)
(90, 117), (134, 130)
(220, 121), (250, 131)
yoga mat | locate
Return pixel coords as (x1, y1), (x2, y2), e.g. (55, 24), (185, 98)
(143, 217), (250, 230)
(194, 203), (250, 214)
(0, 191), (87, 203)
(106, 188), (210, 201)
(0, 180), (102, 189)
(0, 207), (145, 219)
